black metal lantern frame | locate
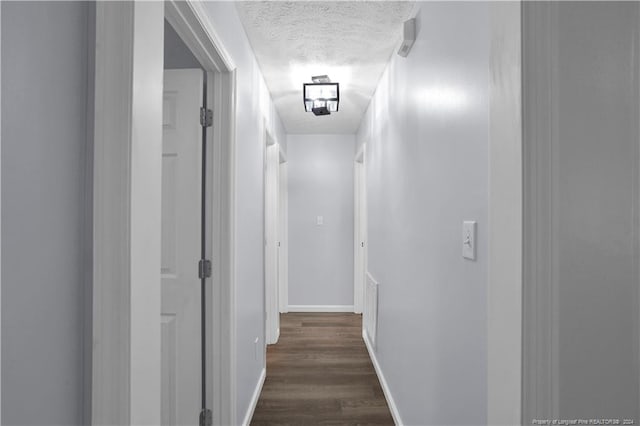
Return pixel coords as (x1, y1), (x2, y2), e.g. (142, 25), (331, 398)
(303, 82), (340, 116)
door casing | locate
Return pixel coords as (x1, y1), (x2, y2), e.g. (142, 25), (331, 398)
(487, 2), (523, 424)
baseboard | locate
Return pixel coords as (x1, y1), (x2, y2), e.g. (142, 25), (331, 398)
(287, 304), (354, 312)
(363, 330), (403, 426)
(241, 367), (266, 426)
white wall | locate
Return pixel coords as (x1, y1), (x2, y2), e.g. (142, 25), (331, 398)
(357, 3), (489, 424)
(199, 3), (286, 422)
(523, 2), (640, 421)
(1, 2), (92, 424)
(287, 134), (354, 309)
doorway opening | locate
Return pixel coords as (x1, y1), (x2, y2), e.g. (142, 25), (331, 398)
(353, 144), (367, 315)
(161, 18), (210, 425)
(92, 2), (237, 424)
(163, 4), (237, 423)
(264, 127), (288, 345)
(278, 150), (289, 315)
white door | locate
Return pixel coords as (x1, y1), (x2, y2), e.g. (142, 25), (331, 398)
(161, 69), (203, 426)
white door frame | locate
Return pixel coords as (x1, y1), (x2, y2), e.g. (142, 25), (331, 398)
(487, 2), (523, 424)
(278, 149), (289, 313)
(92, 1), (237, 424)
(264, 127), (280, 344)
(92, 3), (163, 424)
(353, 144), (366, 314)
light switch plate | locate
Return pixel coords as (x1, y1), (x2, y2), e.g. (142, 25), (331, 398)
(316, 216), (324, 226)
(462, 221), (476, 260)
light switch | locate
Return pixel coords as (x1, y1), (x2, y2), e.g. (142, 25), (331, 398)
(316, 216), (324, 226)
(462, 221), (476, 260)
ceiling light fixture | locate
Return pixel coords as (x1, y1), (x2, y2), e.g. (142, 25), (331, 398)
(303, 75), (339, 116)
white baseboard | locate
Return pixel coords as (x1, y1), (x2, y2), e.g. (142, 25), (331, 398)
(241, 367), (266, 426)
(287, 304), (354, 312)
(363, 330), (403, 426)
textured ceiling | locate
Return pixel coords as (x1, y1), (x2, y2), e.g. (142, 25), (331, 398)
(235, 1), (415, 134)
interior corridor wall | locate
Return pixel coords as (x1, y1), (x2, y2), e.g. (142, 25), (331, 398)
(287, 134), (355, 309)
(356, 2), (489, 424)
(1, 2), (92, 424)
(199, 3), (286, 422)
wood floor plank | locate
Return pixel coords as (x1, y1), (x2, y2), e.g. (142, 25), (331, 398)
(250, 313), (394, 426)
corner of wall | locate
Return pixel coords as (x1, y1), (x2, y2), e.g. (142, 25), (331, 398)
(241, 367), (265, 426)
(362, 331), (403, 425)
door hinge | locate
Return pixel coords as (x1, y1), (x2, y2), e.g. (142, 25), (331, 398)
(198, 259), (212, 279)
(200, 107), (213, 127)
(199, 408), (212, 426)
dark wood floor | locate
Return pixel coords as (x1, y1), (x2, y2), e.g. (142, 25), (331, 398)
(250, 313), (394, 426)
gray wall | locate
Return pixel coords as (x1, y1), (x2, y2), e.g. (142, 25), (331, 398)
(287, 134), (354, 307)
(164, 20), (202, 70)
(523, 2), (640, 421)
(1, 2), (91, 425)
(356, 2), (489, 424)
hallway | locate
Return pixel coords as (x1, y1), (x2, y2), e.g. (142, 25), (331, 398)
(251, 314), (393, 425)
(3, 1), (640, 425)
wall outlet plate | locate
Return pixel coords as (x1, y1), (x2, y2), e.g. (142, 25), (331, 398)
(462, 221), (477, 260)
